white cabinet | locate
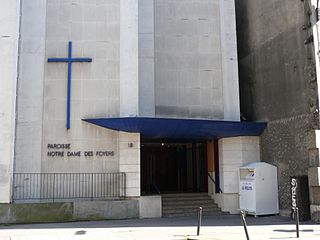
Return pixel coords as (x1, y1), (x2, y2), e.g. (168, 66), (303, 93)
(239, 162), (279, 216)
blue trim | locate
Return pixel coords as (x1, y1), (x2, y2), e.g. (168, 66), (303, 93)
(48, 58), (69, 62)
(48, 58), (92, 62)
(82, 117), (267, 140)
(70, 58), (92, 62)
(67, 41), (72, 130)
(47, 41), (93, 130)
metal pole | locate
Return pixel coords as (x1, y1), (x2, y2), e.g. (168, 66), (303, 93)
(197, 207), (203, 236)
(91, 173), (94, 201)
(53, 173), (55, 202)
(240, 211), (250, 240)
(295, 207), (300, 238)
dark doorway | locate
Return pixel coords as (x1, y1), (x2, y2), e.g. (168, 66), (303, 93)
(141, 141), (208, 195)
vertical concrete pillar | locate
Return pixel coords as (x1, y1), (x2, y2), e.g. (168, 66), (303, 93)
(0, 0), (20, 203)
(119, 132), (140, 197)
(138, 0), (155, 117)
(212, 136), (260, 213)
(15, 0), (47, 173)
(120, 0), (139, 117)
(119, 0), (140, 198)
(219, 0), (240, 121)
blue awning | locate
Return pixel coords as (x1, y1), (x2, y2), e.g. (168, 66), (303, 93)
(82, 117), (266, 140)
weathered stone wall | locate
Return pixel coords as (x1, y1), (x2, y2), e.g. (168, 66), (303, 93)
(236, 0), (319, 216)
(261, 114), (318, 214)
(236, 0), (317, 121)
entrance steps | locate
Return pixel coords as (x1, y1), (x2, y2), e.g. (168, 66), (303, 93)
(162, 192), (226, 217)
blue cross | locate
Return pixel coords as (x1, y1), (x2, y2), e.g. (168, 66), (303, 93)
(48, 41), (92, 129)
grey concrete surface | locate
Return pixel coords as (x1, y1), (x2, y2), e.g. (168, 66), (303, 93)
(138, 0), (155, 117)
(42, 0), (121, 174)
(14, 0), (46, 174)
(1, 215), (320, 240)
(154, 0), (225, 120)
(0, 0), (20, 204)
(0, 200), (139, 224)
(139, 195), (162, 218)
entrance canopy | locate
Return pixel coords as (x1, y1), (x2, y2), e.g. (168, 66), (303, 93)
(83, 117), (266, 140)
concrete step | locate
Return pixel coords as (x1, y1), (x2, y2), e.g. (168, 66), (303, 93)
(163, 209), (224, 218)
(163, 206), (221, 214)
(162, 196), (214, 206)
(163, 203), (219, 211)
(162, 195), (214, 202)
(163, 212), (223, 218)
(161, 193), (226, 218)
(162, 199), (217, 206)
(161, 192), (209, 198)
(161, 194), (210, 201)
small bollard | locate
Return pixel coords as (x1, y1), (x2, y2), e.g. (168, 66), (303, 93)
(295, 207), (300, 238)
(197, 207), (203, 236)
(240, 211), (250, 240)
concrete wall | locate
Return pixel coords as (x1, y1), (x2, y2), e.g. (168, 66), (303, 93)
(42, 0), (120, 173)
(74, 200), (139, 220)
(11, 0), (242, 209)
(236, 0), (319, 216)
(219, 0), (240, 121)
(138, 0), (155, 117)
(154, 0), (225, 119)
(0, 200), (139, 224)
(0, 0), (20, 203)
(15, 0), (142, 200)
(119, 2), (141, 197)
(212, 136), (260, 214)
(139, 195), (161, 218)
(14, 0), (47, 173)
(120, 0), (139, 117)
(119, 132), (140, 197)
(0, 197), (163, 223)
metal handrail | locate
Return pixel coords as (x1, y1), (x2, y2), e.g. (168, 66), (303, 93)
(151, 183), (161, 194)
(13, 172), (126, 201)
(207, 172), (223, 193)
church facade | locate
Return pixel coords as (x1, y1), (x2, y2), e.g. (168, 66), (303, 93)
(0, 0), (265, 222)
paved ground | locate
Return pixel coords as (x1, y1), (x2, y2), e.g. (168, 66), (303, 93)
(0, 215), (319, 240)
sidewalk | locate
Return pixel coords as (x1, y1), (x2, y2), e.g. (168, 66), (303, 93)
(0, 215), (319, 240)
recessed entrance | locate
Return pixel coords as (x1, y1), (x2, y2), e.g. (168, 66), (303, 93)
(141, 141), (208, 195)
